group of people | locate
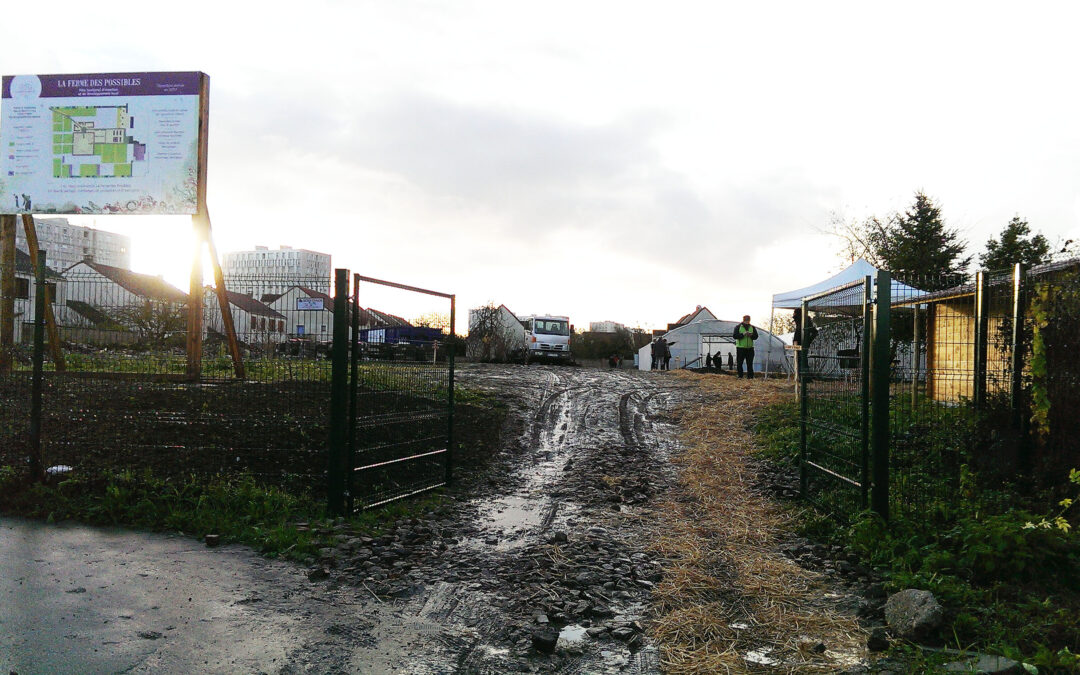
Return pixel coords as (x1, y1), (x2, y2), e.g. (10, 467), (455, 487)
(652, 315), (761, 378)
(704, 350), (735, 373)
(650, 336), (672, 370)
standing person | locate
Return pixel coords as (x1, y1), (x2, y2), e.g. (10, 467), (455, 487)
(656, 337), (668, 370)
(705, 352), (713, 371)
(727, 352), (734, 371)
(733, 315), (758, 379)
(792, 308), (817, 349)
(663, 340), (673, 371)
(650, 340), (659, 370)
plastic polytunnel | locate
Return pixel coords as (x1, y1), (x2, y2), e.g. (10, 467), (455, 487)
(637, 319), (792, 374)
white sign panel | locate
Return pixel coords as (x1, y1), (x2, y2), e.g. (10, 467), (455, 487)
(1, 71), (205, 215)
(297, 297), (324, 311)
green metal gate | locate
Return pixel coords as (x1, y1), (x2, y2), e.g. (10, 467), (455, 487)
(326, 270), (455, 514)
(799, 270), (891, 519)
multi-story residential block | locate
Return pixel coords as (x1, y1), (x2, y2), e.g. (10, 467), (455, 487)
(588, 320), (625, 333)
(16, 218), (131, 271)
(221, 245), (331, 298)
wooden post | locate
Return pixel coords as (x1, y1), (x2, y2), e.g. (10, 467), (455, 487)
(0, 214), (14, 375)
(186, 73), (212, 381)
(20, 215), (66, 371)
(202, 211), (245, 379)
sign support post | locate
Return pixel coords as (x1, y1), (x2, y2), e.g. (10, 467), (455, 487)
(203, 211), (244, 379)
(0, 214), (14, 375)
(181, 72), (242, 380)
(20, 215), (65, 371)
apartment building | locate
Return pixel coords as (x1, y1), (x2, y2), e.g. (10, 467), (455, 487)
(16, 217), (131, 271)
(222, 245), (331, 298)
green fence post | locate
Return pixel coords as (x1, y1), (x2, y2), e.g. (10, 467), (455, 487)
(871, 269), (891, 521)
(798, 299), (809, 499)
(327, 268), (350, 517)
(347, 274), (360, 513)
(28, 250), (47, 483)
(973, 271), (988, 410)
(446, 295), (456, 485)
(860, 275), (872, 509)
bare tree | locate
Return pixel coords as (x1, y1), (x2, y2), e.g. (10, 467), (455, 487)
(465, 303), (518, 362)
(769, 313), (795, 336)
(113, 300), (186, 345)
(827, 212), (890, 267)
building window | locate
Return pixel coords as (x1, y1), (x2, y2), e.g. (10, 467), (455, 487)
(15, 277), (29, 300)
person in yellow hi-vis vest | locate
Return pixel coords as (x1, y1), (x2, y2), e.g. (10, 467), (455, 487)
(732, 315), (759, 379)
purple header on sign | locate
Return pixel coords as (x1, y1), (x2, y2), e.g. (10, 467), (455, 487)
(2, 71), (204, 98)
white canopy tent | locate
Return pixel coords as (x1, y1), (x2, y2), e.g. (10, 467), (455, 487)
(767, 258), (925, 375)
(638, 318), (791, 374)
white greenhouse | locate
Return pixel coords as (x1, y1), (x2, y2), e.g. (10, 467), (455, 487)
(638, 319), (792, 375)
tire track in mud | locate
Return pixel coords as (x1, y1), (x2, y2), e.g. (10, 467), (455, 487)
(291, 365), (681, 674)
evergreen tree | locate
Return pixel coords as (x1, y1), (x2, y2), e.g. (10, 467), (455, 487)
(829, 192), (970, 288)
(880, 192), (970, 278)
(979, 216), (1051, 271)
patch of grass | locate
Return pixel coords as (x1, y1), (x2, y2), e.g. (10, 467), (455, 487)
(0, 467), (442, 564)
(753, 399), (1080, 671)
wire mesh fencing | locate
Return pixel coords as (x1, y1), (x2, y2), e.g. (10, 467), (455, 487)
(0, 270), (351, 493)
(796, 258), (1080, 524)
(341, 274), (455, 511)
(800, 278), (871, 515)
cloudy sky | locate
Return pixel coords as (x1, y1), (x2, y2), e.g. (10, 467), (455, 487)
(5, 1), (1079, 331)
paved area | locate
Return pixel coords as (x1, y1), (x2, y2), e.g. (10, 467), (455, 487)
(0, 517), (357, 674)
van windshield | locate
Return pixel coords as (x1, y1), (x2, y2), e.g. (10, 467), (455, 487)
(533, 319), (569, 336)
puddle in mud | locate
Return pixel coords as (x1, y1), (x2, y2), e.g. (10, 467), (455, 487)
(460, 495), (581, 551)
(558, 624), (587, 644)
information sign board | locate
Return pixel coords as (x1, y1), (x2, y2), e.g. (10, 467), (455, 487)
(1, 72), (206, 215)
(297, 298), (325, 311)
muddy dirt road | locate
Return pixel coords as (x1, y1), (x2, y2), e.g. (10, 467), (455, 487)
(3, 364), (692, 674)
(323, 363), (688, 673)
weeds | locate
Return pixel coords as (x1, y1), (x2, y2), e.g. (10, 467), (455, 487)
(753, 400), (1080, 670)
